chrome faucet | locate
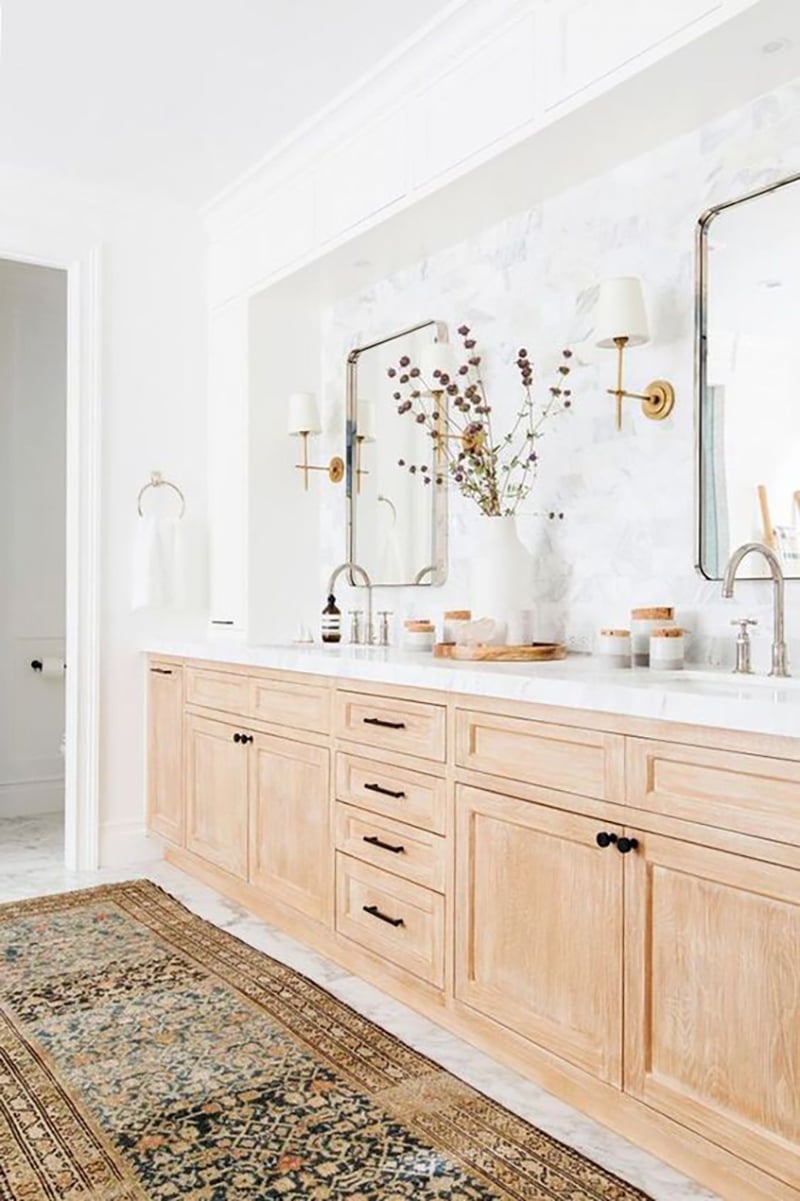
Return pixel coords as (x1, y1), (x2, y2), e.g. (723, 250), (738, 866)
(327, 562), (374, 645)
(722, 542), (790, 677)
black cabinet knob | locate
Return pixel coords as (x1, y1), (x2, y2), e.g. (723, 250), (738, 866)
(596, 831), (618, 848)
(617, 837), (639, 854)
(233, 732), (242, 743)
(242, 734), (254, 745)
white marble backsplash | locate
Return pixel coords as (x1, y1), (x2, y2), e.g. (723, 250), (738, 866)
(319, 78), (800, 668)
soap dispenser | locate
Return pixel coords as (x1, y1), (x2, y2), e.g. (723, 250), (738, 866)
(321, 594), (342, 643)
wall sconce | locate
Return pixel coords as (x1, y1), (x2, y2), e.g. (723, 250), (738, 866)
(594, 277), (676, 431)
(355, 400), (375, 493)
(288, 392), (344, 489)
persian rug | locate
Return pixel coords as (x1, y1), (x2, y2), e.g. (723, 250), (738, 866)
(0, 881), (652, 1200)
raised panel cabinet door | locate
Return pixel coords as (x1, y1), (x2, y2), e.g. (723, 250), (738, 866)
(249, 733), (331, 924)
(185, 713), (249, 878)
(147, 662), (184, 844)
(625, 833), (800, 1191)
(455, 785), (624, 1085)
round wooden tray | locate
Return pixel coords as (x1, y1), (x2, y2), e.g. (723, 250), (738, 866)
(433, 642), (567, 662)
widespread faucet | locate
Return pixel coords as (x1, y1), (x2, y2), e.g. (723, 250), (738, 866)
(721, 542), (790, 678)
(327, 562), (374, 645)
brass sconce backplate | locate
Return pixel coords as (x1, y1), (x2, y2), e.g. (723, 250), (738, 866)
(642, 380), (676, 421)
(328, 456), (345, 484)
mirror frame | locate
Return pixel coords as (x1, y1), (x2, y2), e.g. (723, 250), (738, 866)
(695, 170), (800, 580)
(346, 319), (449, 588)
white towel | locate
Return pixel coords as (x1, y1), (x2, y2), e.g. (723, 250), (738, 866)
(132, 516), (187, 610)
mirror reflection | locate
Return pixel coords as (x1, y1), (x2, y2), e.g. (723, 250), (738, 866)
(698, 173), (800, 579)
(347, 321), (448, 587)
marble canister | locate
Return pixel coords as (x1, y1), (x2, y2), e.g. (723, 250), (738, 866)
(649, 627), (685, 670)
(597, 628), (632, 668)
(631, 607), (675, 666)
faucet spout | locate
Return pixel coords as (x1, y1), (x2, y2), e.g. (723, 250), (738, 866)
(721, 541), (789, 677)
(327, 561), (374, 645)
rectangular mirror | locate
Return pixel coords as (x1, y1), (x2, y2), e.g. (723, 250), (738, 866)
(697, 172), (800, 579)
(346, 320), (448, 587)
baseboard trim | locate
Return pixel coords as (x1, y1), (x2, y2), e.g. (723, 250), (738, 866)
(0, 778), (64, 818)
(99, 819), (163, 867)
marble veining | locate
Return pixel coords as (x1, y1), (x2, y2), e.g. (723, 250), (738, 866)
(147, 639), (800, 739)
(0, 813), (718, 1201)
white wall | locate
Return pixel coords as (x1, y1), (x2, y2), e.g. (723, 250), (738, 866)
(316, 77), (800, 670)
(0, 164), (208, 862)
(0, 259), (67, 817)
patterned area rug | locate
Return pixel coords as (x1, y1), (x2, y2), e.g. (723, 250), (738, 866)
(0, 881), (651, 1200)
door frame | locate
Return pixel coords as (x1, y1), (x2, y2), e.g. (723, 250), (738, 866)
(0, 240), (102, 870)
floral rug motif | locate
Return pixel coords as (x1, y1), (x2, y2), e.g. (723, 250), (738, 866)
(0, 881), (651, 1200)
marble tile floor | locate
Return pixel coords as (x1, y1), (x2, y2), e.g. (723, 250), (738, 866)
(0, 812), (719, 1201)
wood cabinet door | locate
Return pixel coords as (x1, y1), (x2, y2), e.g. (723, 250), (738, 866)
(625, 833), (800, 1190)
(185, 713), (249, 878)
(455, 785), (624, 1084)
(249, 733), (331, 924)
(147, 662), (184, 844)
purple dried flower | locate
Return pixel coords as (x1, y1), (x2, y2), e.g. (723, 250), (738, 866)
(458, 324), (470, 336)
(399, 355), (410, 367)
(387, 367), (397, 378)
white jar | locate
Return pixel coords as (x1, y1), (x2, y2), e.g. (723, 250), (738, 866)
(630, 607), (675, 666)
(443, 609), (472, 644)
(596, 628), (631, 668)
(649, 627), (685, 670)
(403, 620), (435, 652)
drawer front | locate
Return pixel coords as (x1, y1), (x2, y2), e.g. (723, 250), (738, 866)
(249, 675), (330, 734)
(336, 853), (445, 988)
(335, 690), (446, 762)
(185, 667), (249, 716)
(455, 708), (624, 801)
(335, 803), (446, 892)
(627, 739), (800, 845)
(336, 752), (446, 833)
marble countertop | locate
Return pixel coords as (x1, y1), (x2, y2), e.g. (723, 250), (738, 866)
(145, 639), (800, 740)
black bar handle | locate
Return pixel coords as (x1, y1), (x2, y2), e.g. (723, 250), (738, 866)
(149, 667), (173, 675)
(363, 834), (405, 855)
(364, 782), (406, 800)
(363, 716), (406, 730)
(363, 904), (404, 928)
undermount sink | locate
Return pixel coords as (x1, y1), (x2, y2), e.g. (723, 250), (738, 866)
(654, 667), (800, 692)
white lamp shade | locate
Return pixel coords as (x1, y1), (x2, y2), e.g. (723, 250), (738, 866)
(288, 391), (321, 436)
(419, 338), (456, 387)
(357, 399), (376, 442)
(594, 277), (650, 349)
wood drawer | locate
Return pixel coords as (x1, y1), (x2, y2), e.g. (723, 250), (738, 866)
(335, 853), (445, 988)
(335, 690), (446, 762)
(185, 666), (249, 717)
(627, 739), (800, 845)
(336, 752), (446, 833)
(249, 675), (330, 734)
(456, 708), (624, 801)
(335, 803), (446, 892)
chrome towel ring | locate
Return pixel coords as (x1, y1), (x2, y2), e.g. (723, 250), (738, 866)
(137, 471), (186, 518)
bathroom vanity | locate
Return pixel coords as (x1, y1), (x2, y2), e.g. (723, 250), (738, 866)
(146, 646), (799, 1201)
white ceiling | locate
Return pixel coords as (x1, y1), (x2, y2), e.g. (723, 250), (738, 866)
(0, 0), (454, 207)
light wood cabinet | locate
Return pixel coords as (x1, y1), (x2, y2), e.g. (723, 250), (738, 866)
(147, 661), (184, 844)
(336, 751), (447, 833)
(455, 785), (624, 1085)
(185, 712), (249, 878)
(335, 689), (446, 762)
(625, 832), (800, 1191)
(249, 733), (331, 923)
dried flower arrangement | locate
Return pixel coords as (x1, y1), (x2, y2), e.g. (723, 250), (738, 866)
(388, 324), (573, 517)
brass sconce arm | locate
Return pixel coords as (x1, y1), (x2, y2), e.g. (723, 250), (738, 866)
(607, 336), (675, 432)
(295, 430), (344, 489)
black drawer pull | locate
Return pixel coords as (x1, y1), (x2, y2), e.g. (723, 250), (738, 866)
(364, 782), (406, 800)
(363, 716), (407, 730)
(149, 667), (173, 675)
(363, 834), (405, 855)
(363, 904), (404, 928)
(616, 836), (639, 855)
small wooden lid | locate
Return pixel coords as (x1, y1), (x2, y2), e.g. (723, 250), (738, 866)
(444, 609), (472, 620)
(651, 626), (683, 638)
(631, 606), (674, 620)
(600, 628), (630, 637)
(404, 619), (434, 631)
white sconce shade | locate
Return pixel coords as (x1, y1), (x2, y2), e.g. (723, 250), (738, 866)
(357, 399), (376, 442)
(419, 338), (456, 387)
(288, 392), (321, 436)
(594, 277), (650, 348)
